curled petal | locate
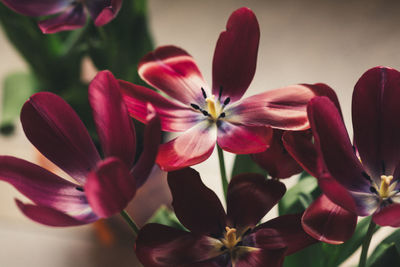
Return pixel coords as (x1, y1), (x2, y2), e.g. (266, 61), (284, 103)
(16, 200), (97, 227)
(138, 46), (209, 105)
(228, 84), (315, 130)
(119, 80), (201, 132)
(135, 224), (222, 266)
(353, 67), (400, 180)
(85, 0), (122, 26)
(85, 157), (136, 218)
(156, 121), (217, 171)
(252, 129), (303, 178)
(308, 96), (370, 193)
(212, 7), (259, 102)
(89, 70), (136, 167)
(217, 122), (272, 154)
(21, 92), (100, 184)
(227, 174), (285, 229)
(132, 105), (162, 187)
(373, 204), (400, 227)
(302, 194), (357, 244)
(1, 0), (71, 16)
(168, 168), (227, 237)
(38, 4), (87, 34)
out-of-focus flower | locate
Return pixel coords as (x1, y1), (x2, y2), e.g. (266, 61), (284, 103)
(119, 7), (325, 171)
(306, 66), (400, 227)
(135, 168), (316, 266)
(1, 0), (122, 33)
(0, 70), (160, 226)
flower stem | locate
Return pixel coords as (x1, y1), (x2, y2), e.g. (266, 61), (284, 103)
(217, 145), (228, 200)
(358, 219), (376, 267)
(120, 210), (140, 236)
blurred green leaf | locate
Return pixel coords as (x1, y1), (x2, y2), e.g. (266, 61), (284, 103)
(147, 205), (186, 231)
(231, 154), (267, 178)
(284, 243), (325, 267)
(367, 229), (400, 266)
(0, 72), (35, 135)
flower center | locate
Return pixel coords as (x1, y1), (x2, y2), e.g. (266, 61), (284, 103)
(190, 87), (230, 122)
(378, 175), (397, 199)
(206, 95), (222, 120)
(221, 227), (241, 251)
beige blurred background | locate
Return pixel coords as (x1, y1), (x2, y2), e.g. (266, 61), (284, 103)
(1, 0), (400, 266)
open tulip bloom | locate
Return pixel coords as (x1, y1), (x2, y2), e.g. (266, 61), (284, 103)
(135, 168), (316, 267)
(0, 70), (160, 226)
(1, 0), (122, 33)
(119, 7), (329, 171)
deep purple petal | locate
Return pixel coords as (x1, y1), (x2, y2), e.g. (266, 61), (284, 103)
(227, 174), (285, 229)
(1, 0), (71, 16)
(353, 67), (400, 180)
(16, 200), (97, 226)
(138, 46), (209, 105)
(308, 96), (369, 192)
(84, 157), (136, 218)
(227, 84), (315, 130)
(372, 204), (400, 227)
(119, 80), (201, 132)
(131, 105), (161, 187)
(212, 7), (259, 102)
(0, 156), (94, 218)
(252, 214), (317, 255)
(135, 223), (223, 266)
(38, 4), (86, 34)
(234, 248), (286, 267)
(85, 0), (122, 26)
(217, 122), (272, 154)
(252, 129), (303, 178)
(156, 121), (217, 171)
(21, 92), (100, 184)
(302, 194), (357, 244)
(89, 71), (136, 167)
(304, 83), (343, 115)
(168, 168), (227, 237)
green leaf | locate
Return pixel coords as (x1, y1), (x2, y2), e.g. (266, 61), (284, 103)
(367, 229), (400, 266)
(278, 174), (319, 215)
(147, 205), (187, 231)
(231, 154), (267, 178)
(0, 72), (35, 135)
(284, 243), (325, 267)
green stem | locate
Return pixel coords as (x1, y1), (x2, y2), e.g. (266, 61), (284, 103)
(217, 145), (228, 201)
(120, 210), (140, 236)
(61, 26), (87, 56)
(358, 219), (376, 267)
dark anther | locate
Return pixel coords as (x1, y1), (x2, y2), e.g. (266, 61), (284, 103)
(382, 161), (386, 174)
(202, 110), (210, 116)
(236, 241), (243, 247)
(218, 86), (223, 100)
(361, 171), (372, 181)
(191, 103), (200, 110)
(76, 187), (84, 192)
(219, 112), (226, 118)
(223, 97), (230, 106)
(201, 87), (207, 99)
(220, 245), (227, 251)
(370, 186), (378, 194)
(387, 198), (394, 204)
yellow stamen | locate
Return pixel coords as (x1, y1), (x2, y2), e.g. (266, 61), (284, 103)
(221, 226), (241, 250)
(379, 175), (393, 198)
(206, 95), (218, 119)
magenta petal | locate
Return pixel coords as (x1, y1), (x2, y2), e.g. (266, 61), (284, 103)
(138, 46), (209, 105)
(252, 130), (303, 178)
(308, 96), (369, 192)
(227, 174), (285, 229)
(87, 0), (122, 26)
(21, 92), (100, 184)
(131, 105), (161, 187)
(212, 7), (259, 102)
(373, 204), (400, 227)
(1, 0), (71, 16)
(234, 248), (286, 267)
(85, 157), (136, 218)
(38, 4), (86, 34)
(89, 71), (136, 167)
(119, 80), (200, 132)
(353, 67), (400, 180)
(217, 122), (272, 154)
(168, 168), (227, 237)
(156, 121), (217, 171)
(228, 84), (315, 130)
(253, 214), (317, 255)
(302, 194), (357, 244)
(0, 156), (94, 217)
(135, 223), (222, 266)
(16, 200), (95, 227)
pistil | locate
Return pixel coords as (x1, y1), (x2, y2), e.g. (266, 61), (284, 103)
(206, 95), (221, 120)
(221, 227), (241, 250)
(379, 175), (393, 198)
